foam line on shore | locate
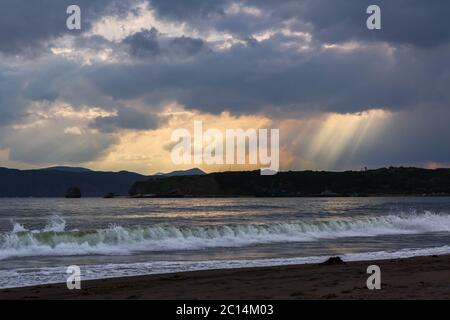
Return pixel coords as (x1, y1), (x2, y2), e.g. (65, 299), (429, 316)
(1, 245), (450, 289)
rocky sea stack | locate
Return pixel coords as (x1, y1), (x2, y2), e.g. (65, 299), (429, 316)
(65, 186), (81, 198)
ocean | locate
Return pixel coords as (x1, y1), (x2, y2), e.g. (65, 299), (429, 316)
(1, 197), (450, 289)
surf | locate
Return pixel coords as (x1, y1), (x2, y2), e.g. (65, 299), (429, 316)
(1, 211), (450, 260)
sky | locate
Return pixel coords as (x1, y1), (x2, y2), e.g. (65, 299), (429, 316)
(0, 0), (449, 174)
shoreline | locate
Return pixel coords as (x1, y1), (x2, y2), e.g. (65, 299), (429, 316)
(3, 195), (450, 199)
(1, 254), (449, 299)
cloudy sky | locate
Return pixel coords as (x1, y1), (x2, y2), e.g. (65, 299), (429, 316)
(0, 0), (449, 174)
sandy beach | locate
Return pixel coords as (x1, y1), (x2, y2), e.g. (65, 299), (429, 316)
(1, 254), (449, 300)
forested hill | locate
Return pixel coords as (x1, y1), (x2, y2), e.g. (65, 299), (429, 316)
(129, 167), (450, 197)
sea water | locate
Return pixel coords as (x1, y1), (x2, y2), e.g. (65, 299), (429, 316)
(1, 197), (450, 289)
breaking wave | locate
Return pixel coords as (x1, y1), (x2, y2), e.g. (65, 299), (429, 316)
(2, 212), (450, 260)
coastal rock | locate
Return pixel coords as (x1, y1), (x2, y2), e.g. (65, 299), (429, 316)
(65, 186), (81, 198)
(322, 257), (346, 265)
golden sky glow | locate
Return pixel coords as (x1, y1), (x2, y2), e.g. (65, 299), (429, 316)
(85, 104), (272, 174)
(81, 106), (392, 175)
(0, 99), (395, 174)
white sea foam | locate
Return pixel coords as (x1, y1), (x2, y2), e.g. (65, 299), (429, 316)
(42, 215), (66, 232)
(11, 222), (27, 233)
(1, 212), (450, 260)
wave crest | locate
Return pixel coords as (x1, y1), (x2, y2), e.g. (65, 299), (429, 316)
(1, 212), (450, 260)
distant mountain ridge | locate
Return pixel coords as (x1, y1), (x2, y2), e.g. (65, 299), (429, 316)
(154, 168), (205, 177)
(0, 167), (205, 197)
(41, 166), (93, 173)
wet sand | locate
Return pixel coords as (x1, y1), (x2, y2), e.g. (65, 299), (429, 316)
(1, 255), (449, 300)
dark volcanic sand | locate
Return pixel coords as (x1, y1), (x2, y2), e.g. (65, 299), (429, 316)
(1, 255), (449, 300)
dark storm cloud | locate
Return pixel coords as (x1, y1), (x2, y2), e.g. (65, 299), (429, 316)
(168, 36), (206, 57)
(296, 0), (450, 48)
(123, 28), (161, 58)
(1, 0), (448, 56)
(20, 57), (125, 110)
(147, 0), (280, 38)
(146, 0), (450, 48)
(91, 107), (161, 132)
(1, 0), (450, 167)
(148, 0), (228, 21)
(0, 68), (28, 125)
(122, 28), (207, 59)
(2, 0), (449, 119)
(0, 57), (123, 131)
(85, 38), (450, 115)
(0, 0), (132, 54)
